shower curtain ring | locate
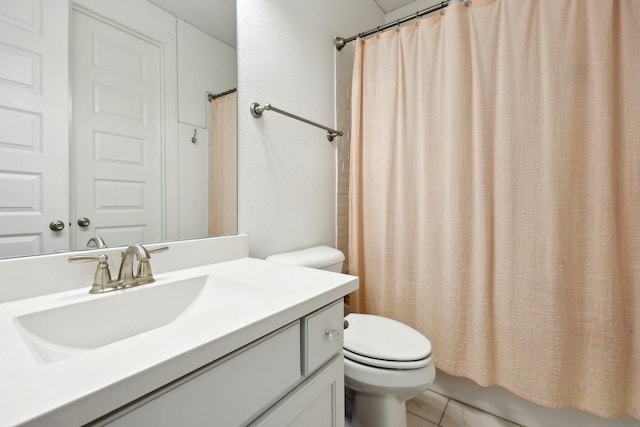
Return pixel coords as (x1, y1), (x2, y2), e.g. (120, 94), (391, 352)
(396, 19), (401, 32)
(415, 11), (420, 24)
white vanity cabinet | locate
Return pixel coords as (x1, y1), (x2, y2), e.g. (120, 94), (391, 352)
(252, 300), (345, 427)
(93, 300), (345, 427)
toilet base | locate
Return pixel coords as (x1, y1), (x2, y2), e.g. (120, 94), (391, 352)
(350, 389), (408, 427)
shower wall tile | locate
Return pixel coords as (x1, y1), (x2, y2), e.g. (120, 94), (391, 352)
(338, 181), (349, 195)
(335, 43), (355, 273)
(338, 144), (350, 161)
(337, 236), (348, 251)
(339, 160), (350, 174)
(338, 174), (348, 186)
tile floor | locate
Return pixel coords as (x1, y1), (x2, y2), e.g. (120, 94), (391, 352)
(345, 388), (523, 427)
(406, 389), (523, 427)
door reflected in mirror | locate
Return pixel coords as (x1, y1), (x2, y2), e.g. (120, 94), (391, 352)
(0, 0), (237, 258)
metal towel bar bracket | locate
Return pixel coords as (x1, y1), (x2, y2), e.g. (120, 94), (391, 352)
(250, 102), (343, 142)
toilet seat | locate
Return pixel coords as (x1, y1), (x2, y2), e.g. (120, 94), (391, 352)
(344, 348), (433, 370)
(344, 314), (432, 370)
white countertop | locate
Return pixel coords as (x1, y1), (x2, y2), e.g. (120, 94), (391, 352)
(0, 257), (358, 426)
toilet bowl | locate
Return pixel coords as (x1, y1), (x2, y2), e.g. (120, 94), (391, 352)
(343, 313), (435, 427)
(266, 246), (435, 427)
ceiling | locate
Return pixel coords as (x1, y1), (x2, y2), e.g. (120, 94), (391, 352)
(145, 0), (424, 48)
(147, 0), (236, 48)
(376, 0), (422, 13)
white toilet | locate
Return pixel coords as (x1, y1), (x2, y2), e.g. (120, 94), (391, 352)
(266, 246), (435, 427)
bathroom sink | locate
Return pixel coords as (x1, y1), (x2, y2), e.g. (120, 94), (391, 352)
(14, 275), (263, 363)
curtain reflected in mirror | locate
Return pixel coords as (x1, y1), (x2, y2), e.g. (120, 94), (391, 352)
(209, 91), (238, 236)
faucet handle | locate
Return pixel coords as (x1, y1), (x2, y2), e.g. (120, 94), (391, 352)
(69, 254), (117, 294)
(135, 245), (169, 285)
(68, 253), (109, 264)
(145, 245), (169, 255)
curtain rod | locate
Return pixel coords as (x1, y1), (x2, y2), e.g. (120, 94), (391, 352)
(250, 102), (343, 141)
(335, 0), (467, 50)
(207, 88), (237, 102)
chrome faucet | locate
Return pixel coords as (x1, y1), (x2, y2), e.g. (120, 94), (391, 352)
(117, 244), (151, 287)
(69, 243), (169, 294)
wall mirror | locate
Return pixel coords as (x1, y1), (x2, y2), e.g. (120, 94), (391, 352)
(0, 0), (237, 258)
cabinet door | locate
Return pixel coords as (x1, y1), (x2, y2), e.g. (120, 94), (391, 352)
(99, 322), (301, 427)
(0, 0), (70, 257)
(252, 355), (344, 427)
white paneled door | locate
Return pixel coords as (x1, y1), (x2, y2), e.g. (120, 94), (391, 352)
(0, 0), (70, 257)
(72, 10), (163, 249)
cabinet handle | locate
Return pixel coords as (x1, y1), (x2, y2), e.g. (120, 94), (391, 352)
(325, 329), (341, 342)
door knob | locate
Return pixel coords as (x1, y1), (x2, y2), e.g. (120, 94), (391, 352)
(49, 220), (65, 231)
(77, 217), (91, 227)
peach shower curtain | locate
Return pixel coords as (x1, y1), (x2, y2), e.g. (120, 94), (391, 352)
(349, 0), (640, 419)
(209, 91), (237, 236)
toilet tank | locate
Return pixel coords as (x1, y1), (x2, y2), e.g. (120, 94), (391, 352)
(265, 246), (345, 273)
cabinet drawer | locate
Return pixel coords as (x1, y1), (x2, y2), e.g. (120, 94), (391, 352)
(303, 300), (344, 375)
(101, 322), (301, 427)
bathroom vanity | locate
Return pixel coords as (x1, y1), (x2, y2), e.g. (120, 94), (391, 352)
(0, 235), (357, 426)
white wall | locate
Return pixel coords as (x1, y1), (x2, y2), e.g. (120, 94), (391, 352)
(177, 20), (236, 128)
(177, 123), (209, 239)
(176, 20), (237, 239)
(236, 0), (384, 259)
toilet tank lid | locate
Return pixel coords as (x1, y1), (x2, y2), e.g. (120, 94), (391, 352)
(265, 246), (345, 269)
